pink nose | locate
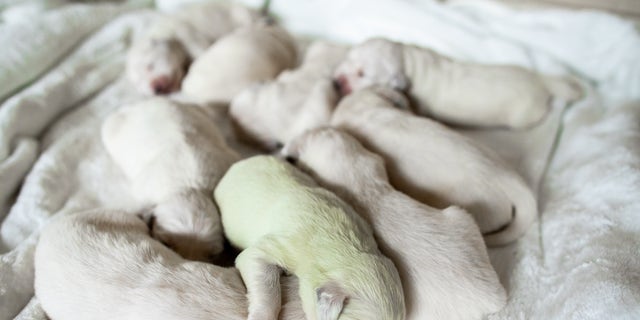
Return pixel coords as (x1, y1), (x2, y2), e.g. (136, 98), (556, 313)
(151, 76), (174, 95)
(333, 75), (352, 96)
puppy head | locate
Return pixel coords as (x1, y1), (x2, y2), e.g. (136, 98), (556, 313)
(147, 191), (224, 261)
(333, 38), (408, 96)
(126, 37), (190, 96)
(282, 127), (388, 192)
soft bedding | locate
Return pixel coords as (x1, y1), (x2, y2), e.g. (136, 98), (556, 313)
(0, 0), (638, 319)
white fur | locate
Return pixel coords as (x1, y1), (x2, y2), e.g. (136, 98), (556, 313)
(182, 25), (298, 103)
(330, 88), (538, 246)
(127, 37), (189, 96)
(101, 97), (239, 260)
(334, 38), (582, 129)
(34, 209), (304, 320)
(284, 127), (507, 319)
(126, 2), (262, 95)
(229, 41), (347, 150)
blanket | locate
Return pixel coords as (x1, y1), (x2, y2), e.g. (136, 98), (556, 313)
(0, 0), (638, 319)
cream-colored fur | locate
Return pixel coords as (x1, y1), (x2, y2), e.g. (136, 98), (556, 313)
(229, 41), (347, 150)
(101, 97), (239, 261)
(126, 2), (262, 95)
(334, 38), (582, 129)
(34, 209), (304, 320)
(283, 127), (507, 319)
(331, 88), (538, 246)
(127, 37), (189, 95)
(182, 25), (298, 103)
(214, 156), (405, 320)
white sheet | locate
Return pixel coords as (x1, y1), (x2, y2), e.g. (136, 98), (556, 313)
(0, 0), (638, 319)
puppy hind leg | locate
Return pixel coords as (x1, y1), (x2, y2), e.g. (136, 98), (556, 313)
(236, 246), (283, 320)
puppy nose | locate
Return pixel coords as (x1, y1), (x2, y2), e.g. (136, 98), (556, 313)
(151, 76), (173, 95)
(333, 75), (352, 96)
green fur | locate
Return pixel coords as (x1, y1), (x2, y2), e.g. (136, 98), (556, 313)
(215, 155), (405, 319)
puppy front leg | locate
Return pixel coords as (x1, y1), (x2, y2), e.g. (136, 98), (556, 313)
(236, 247), (282, 320)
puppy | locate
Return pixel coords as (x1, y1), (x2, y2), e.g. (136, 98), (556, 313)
(283, 128), (507, 319)
(101, 97), (239, 261)
(214, 156), (405, 320)
(230, 41), (347, 151)
(182, 25), (298, 103)
(127, 37), (190, 95)
(126, 2), (262, 95)
(334, 38), (581, 129)
(331, 87), (538, 246)
(34, 209), (304, 320)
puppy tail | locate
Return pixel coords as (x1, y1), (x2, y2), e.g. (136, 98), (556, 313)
(483, 175), (538, 247)
(542, 74), (584, 103)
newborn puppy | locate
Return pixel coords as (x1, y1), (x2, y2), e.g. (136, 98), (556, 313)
(34, 209), (304, 320)
(127, 37), (190, 95)
(331, 87), (538, 246)
(334, 38), (582, 129)
(215, 156), (405, 320)
(230, 41), (347, 150)
(182, 25), (298, 103)
(283, 128), (506, 319)
(127, 2), (262, 95)
(101, 97), (239, 260)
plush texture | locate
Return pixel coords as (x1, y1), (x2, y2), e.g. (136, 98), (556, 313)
(0, 0), (638, 319)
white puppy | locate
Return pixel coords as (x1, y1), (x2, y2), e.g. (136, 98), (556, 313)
(182, 25), (298, 103)
(331, 87), (538, 246)
(283, 127), (507, 319)
(127, 2), (262, 95)
(334, 38), (581, 129)
(34, 209), (304, 320)
(215, 156), (405, 320)
(127, 37), (190, 95)
(101, 97), (240, 261)
(229, 41), (347, 150)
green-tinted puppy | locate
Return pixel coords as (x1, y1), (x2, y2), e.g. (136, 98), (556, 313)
(214, 155), (405, 320)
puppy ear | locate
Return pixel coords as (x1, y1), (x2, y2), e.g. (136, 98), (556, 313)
(316, 283), (348, 320)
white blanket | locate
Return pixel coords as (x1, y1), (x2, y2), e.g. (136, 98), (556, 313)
(0, 0), (639, 319)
